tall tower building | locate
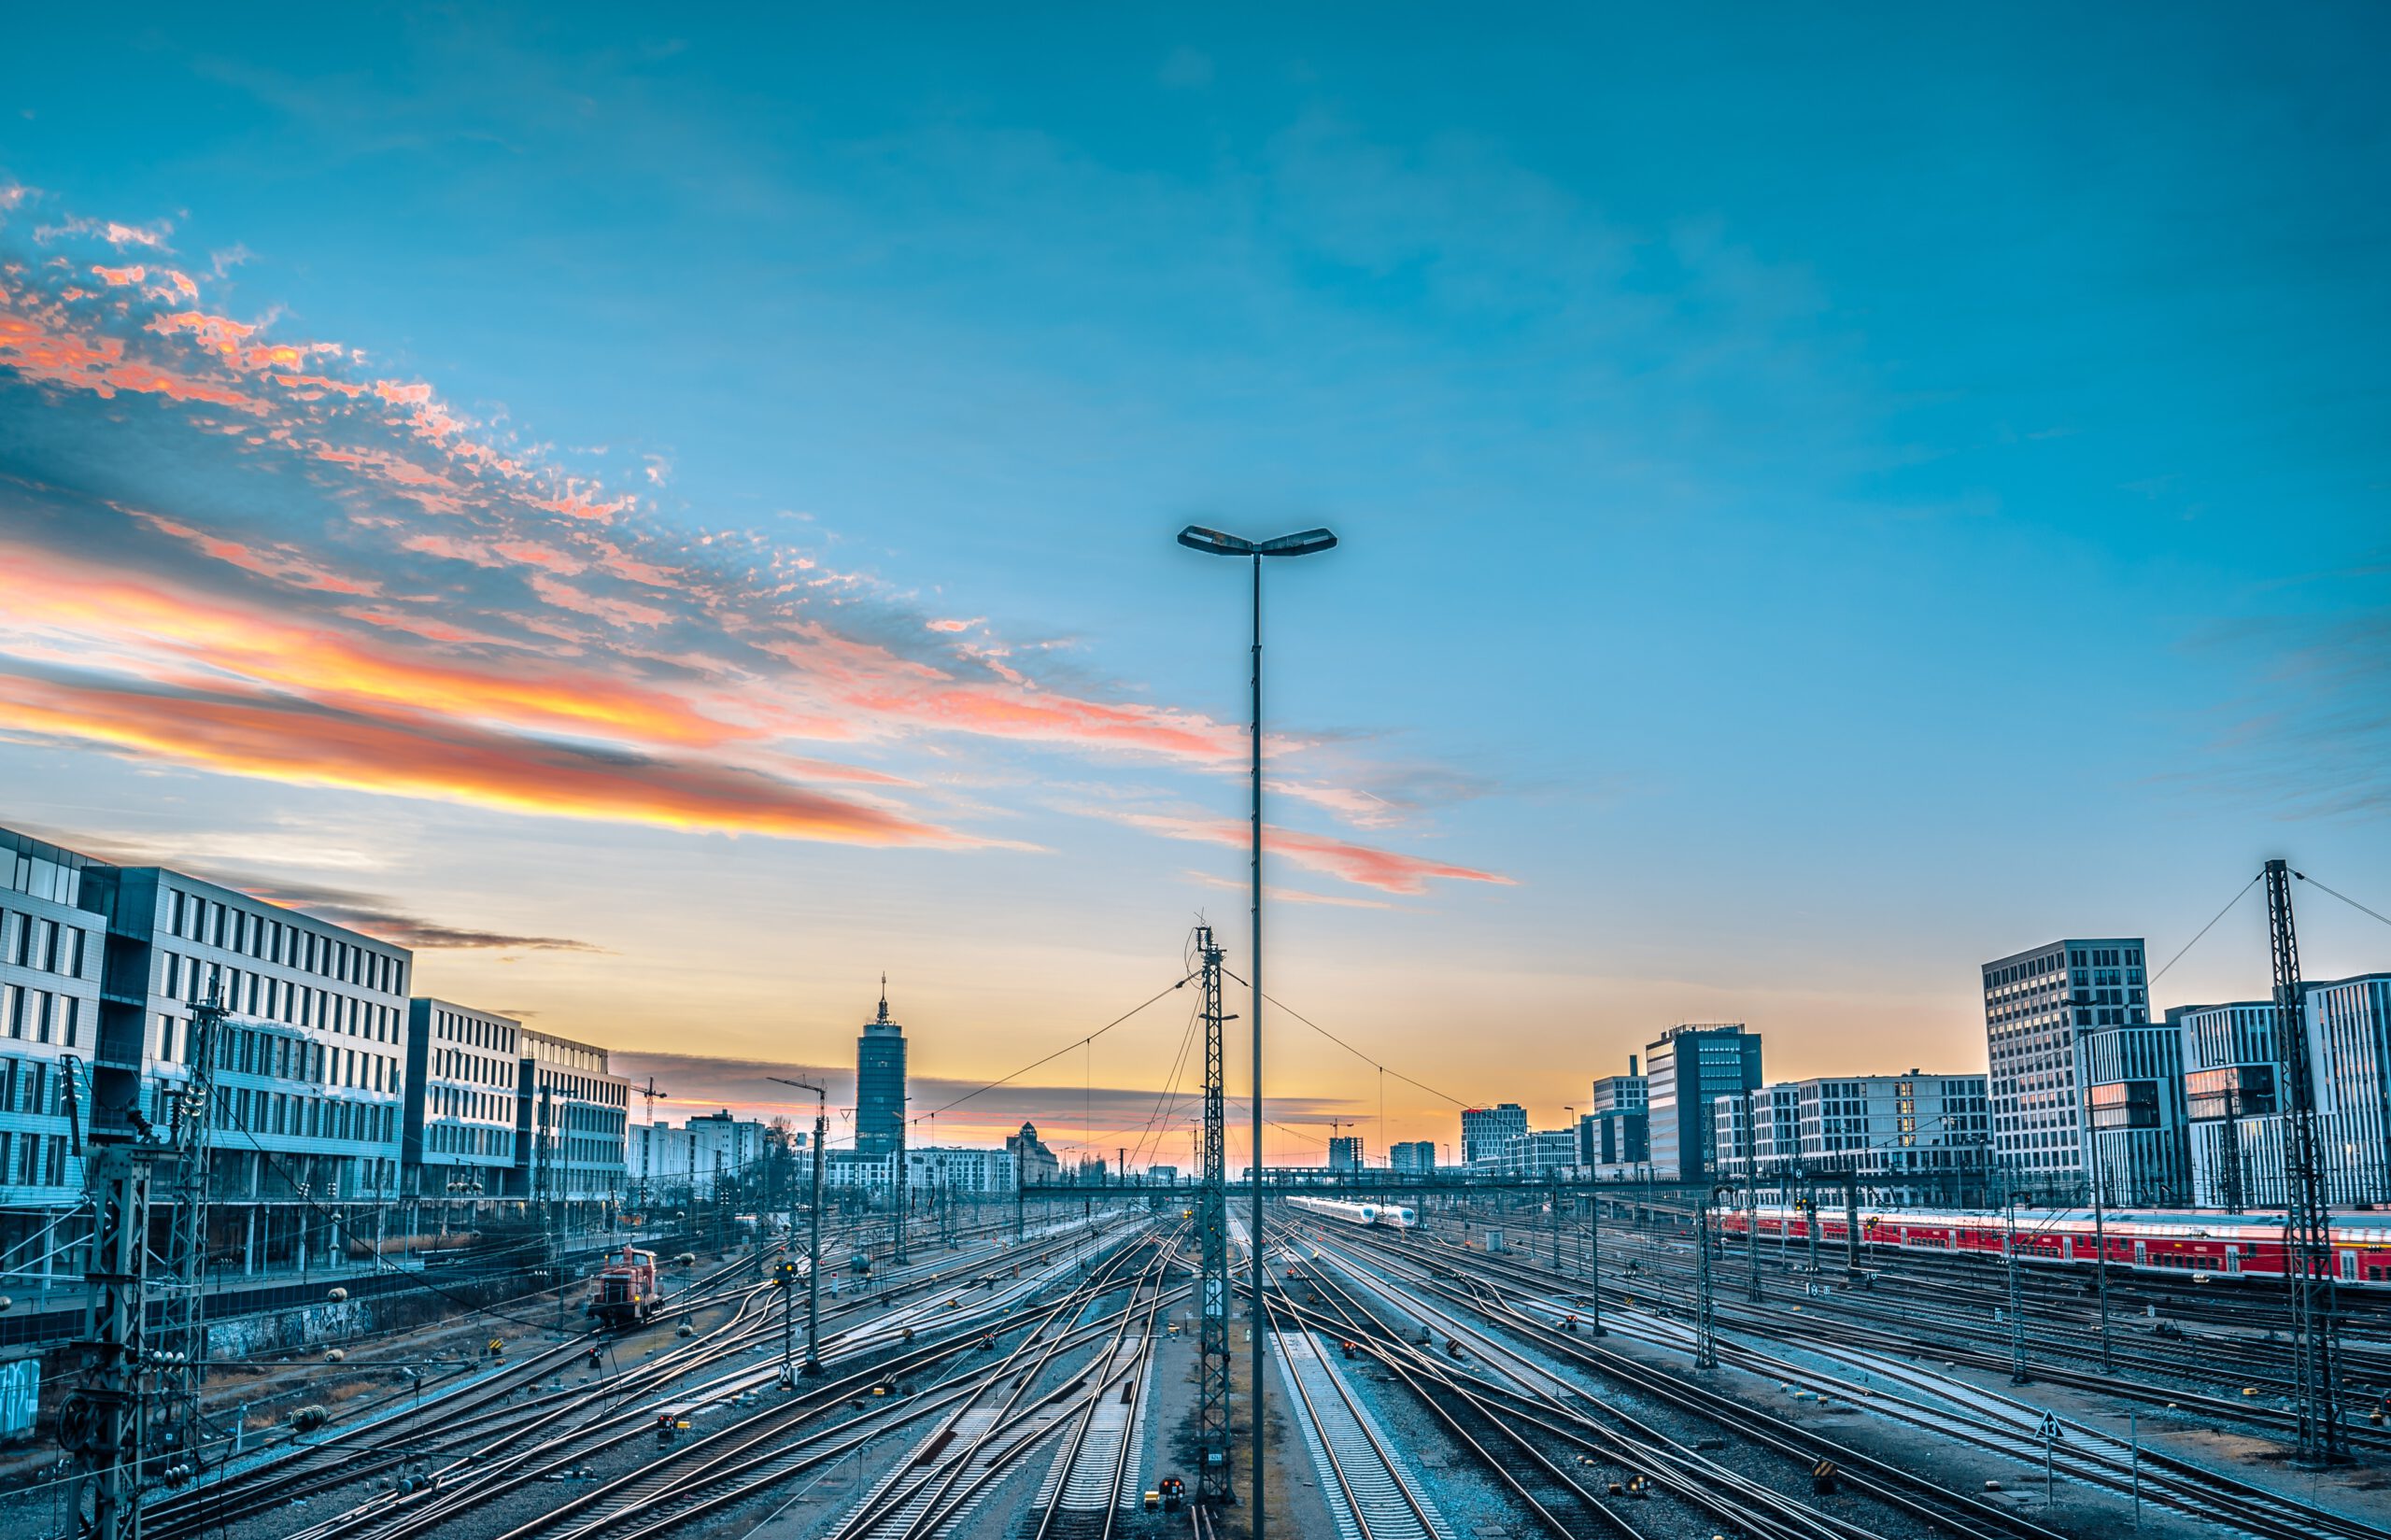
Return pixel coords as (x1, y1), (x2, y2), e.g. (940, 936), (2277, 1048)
(1645, 1024), (1761, 1180)
(1981, 938), (2146, 1197)
(855, 977), (907, 1158)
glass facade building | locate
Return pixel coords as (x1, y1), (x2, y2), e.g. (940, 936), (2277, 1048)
(1645, 1024), (1762, 1180)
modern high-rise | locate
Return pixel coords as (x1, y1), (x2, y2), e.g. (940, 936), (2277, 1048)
(1326, 1136), (1363, 1171)
(1390, 1139), (1436, 1172)
(1459, 1103), (1527, 1166)
(1645, 1024), (1762, 1180)
(1982, 939), (2146, 1196)
(856, 980), (907, 1158)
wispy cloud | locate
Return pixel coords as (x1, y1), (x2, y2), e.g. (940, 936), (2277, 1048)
(0, 193), (1507, 893)
(1119, 812), (1514, 895)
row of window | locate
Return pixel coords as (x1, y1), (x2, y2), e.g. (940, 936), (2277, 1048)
(212, 1083), (397, 1146)
(0, 1129), (74, 1188)
(166, 889), (407, 997)
(2, 984), (79, 1047)
(0, 1055), (68, 1117)
(430, 1008), (517, 1053)
(432, 1084), (511, 1123)
(1, 910), (89, 978)
(427, 1121), (514, 1157)
(162, 952), (402, 1043)
(196, 1019), (400, 1095)
(432, 1046), (513, 1088)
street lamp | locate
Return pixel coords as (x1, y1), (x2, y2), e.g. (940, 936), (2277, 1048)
(768, 1077), (828, 1378)
(1176, 521), (1337, 1540)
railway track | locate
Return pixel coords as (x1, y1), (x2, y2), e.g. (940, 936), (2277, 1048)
(1550, 1215), (2391, 1447)
(1318, 1214), (2382, 1540)
(1263, 1308), (1454, 1540)
(493, 1227), (1175, 1540)
(146, 1215), (1147, 1540)
(828, 1228), (1177, 1540)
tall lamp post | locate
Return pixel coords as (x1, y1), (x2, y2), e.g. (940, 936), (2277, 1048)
(768, 1077), (828, 1377)
(1177, 521), (1337, 1539)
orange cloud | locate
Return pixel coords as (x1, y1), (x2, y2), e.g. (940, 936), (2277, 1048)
(92, 263), (146, 287)
(0, 311), (269, 414)
(927, 616), (983, 633)
(0, 544), (732, 750)
(123, 508), (381, 597)
(0, 669), (967, 848)
(529, 572), (671, 628)
(1117, 812), (1514, 895)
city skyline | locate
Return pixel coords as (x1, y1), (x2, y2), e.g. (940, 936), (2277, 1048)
(4, 11), (2388, 1163)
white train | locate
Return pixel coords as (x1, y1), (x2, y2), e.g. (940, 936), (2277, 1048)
(1288, 1194), (1419, 1230)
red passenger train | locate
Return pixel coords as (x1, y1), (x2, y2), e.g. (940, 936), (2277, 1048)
(1717, 1205), (2391, 1288)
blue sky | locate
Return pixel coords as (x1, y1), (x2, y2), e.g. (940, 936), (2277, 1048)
(1, 7), (2384, 1162)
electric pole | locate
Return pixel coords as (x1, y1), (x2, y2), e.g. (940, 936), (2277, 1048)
(767, 1078), (828, 1378)
(2004, 1183), (2028, 1384)
(636, 1076), (667, 1220)
(1693, 1196), (1718, 1369)
(1742, 1088), (1761, 1304)
(2269, 860), (2344, 1463)
(1194, 925), (1234, 1508)
(155, 982), (227, 1489)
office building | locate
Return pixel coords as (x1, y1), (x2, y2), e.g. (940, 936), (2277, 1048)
(403, 999), (520, 1204)
(1646, 1024), (1762, 1180)
(1459, 1103), (1527, 1166)
(1714, 1072), (1988, 1198)
(513, 1028), (630, 1214)
(1326, 1136), (1363, 1171)
(856, 982), (907, 1158)
(1483, 1128), (1578, 1177)
(1982, 939), (2146, 1196)
(2180, 997), (2282, 1208)
(2182, 976), (2391, 1209)
(904, 1145), (1017, 1195)
(1586, 1061), (1648, 1166)
(630, 1120), (701, 1207)
(92, 855), (414, 1270)
(2309, 973), (2391, 1205)
(1390, 1139), (1436, 1172)
(2082, 1021), (2191, 1206)
(0, 829), (104, 1279)
(685, 1108), (771, 1191)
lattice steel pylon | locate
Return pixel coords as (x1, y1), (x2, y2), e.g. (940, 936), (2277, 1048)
(155, 984), (226, 1487)
(1194, 925), (1234, 1505)
(2267, 859), (2345, 1463)
(67, 1144), (152, 1540)
(1692, 1197), (1718, 1369)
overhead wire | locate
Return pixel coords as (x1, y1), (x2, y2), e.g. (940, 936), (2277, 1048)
(914, 972), (1198, 1123)
(2148, 871), (2263, 987)
(1220, 966), (1479, 1109)
(2294, 869), (2391, 931)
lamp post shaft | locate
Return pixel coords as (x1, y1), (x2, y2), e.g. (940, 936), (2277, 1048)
(807, 1107), (826, 1369)
(1250, 551), (1266, 1539)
